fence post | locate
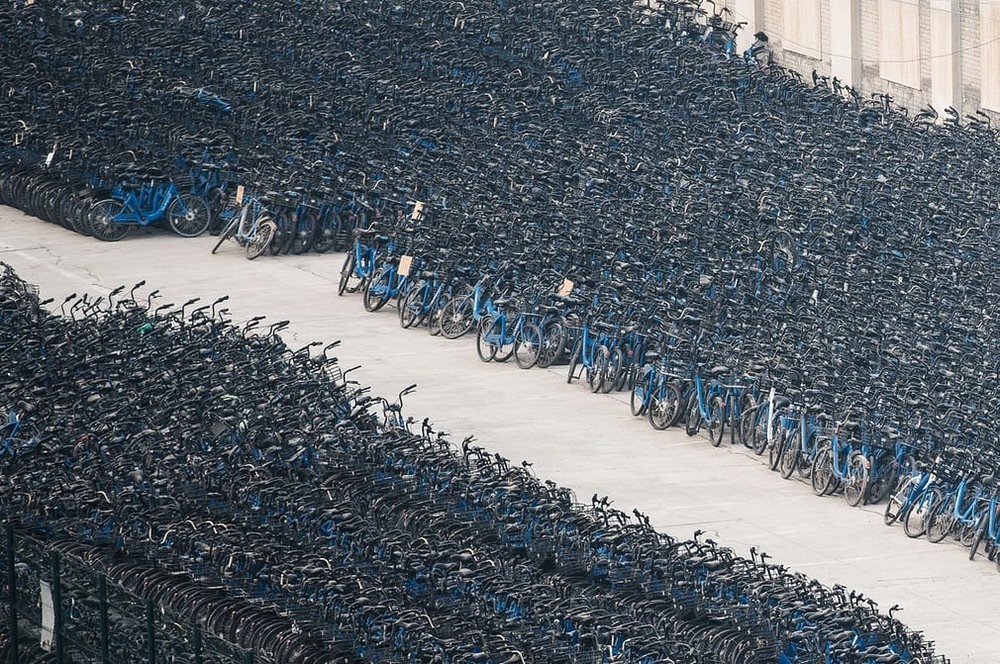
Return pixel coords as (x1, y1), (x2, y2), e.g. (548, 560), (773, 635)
(50, 551), (64, 664)
(192, 622), (202, 664)
(98, 575), (110, 664)
(4, 523), (19, 664)
(146, 599), (156, 664)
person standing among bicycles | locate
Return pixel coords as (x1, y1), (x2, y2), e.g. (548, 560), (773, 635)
(745, 31), (772, 68)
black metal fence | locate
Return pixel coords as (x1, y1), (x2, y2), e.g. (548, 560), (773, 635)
(2, 524), (257, 664)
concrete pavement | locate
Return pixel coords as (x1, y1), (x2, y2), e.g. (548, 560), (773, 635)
(1, 207), (996, 662)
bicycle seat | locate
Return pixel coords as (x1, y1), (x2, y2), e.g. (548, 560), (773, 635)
(645, 351), (661, 362)
(593, 321), (616, 333)
(419, 270), (436, 279)
(707, 365), (731, 377)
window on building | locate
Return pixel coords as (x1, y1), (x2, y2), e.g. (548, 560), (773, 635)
(981, 1), (1000, 110)
(783, 0), (822, 60)
(879, 0), (921, 88)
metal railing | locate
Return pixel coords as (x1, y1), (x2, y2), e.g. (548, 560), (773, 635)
(2, 523), (257, 664)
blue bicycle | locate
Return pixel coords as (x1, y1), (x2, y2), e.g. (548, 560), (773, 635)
(87, 171), (211, 241)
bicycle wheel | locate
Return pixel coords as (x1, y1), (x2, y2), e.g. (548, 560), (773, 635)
(269, 211), (294, 255)
(566, 339), (582, 384)
(959, 519), (980, 548)
(843, 453), (869, 507)
(439, 296), (475, 339)
(312, 212), (341, 253)
(167, 193), (211, 237)
(399, 283), (427, 329)
(362, 268), (393, 312)
(514, 323), (542, 369)
(290, 210), (317, 254)
(926, 494), (957, 543)
(884, 478), (910, 526)
(338, 252), (361, 295)
(211, 216), (240, 254)
(796, 432), (817, 479)
(590, 346), (610, 393)
(87, 199), (130, 241)
(728, 396), (740, 446)
(904, 488), (941, 539)
(427, 292), (450, 336)
(778, 433), (799, 479)
(630, 370), (651, 417)
(648, 381), (682, 430)
(969, 512), (991, 560)
(68, 195), (92, 236)
(865, 450), (897, 504)
(537, 320), (567, 368)
(707, 396), (726, 447)
(810, 445), (835, 496)
(492, 321), (515, 363)
(684, 398), (702, 436)
(744, 407), (767, 455)
(245, 220), (275, 260)
(601, 347), (624, 393)
(476, 316), (498, 362)
(768, 425), (787, 470)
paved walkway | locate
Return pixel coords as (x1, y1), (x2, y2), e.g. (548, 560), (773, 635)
(1, 208), (996, 661)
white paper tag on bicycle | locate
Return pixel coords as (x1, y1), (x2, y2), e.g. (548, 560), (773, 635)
(411, 201), (424, 220)
(235, 185), (245, 205)
(558, 278), (574, 296)
(399, 255), (413, 275)
(44, 144), (56, 167)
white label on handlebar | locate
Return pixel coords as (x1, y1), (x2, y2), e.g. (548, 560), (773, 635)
(45, 144), (56, 168)
(411, 201), (424, 220)
(399, 255), (414, 276)
(235, 185), (245, 205)
(558, 278), (575, 297)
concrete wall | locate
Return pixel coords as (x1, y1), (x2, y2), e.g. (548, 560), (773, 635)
(726, 0), (1000, 120)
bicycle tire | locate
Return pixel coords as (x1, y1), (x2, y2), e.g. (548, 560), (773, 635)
(427, 292), (450, 336)
(245, 220), (275, 260)
(88, 199), (130, 241)
(601, 347), (624, 393)
(630, 369), (651, 417)
(707, 396), (725, 447)
(968, 512), (990, 560)
(537, 320), (567, 368)
(684, 398), (702, 436)
(338, 252), (359, 296)
(290, 210), (317, 254)
(566, 339), (582, 384)
(883, 479), (909, 527)
(648, 381), (682, 430)
(514, 323), (542, 369)
(362, 268), (393, 312)
(312, 212), (341, 253)
(211, 217), (240, 254)
(926, 494), (957, 543)
(810, 445), (835, 496)
(903, 488), (941, 538)
(399, 283), (427, 329)
(843, 453), (869, 507)
(476, 315), (498, 362)
(778, 433), (799, 479)
(168, 193), (211, 237)
(439, 296), (475, 339)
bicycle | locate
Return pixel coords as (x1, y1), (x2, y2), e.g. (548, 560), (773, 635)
(476, 300), (541, 368)
(87, 171), (211, 241)
(338, 227), (384, 296)
(210, 193), (276, 259)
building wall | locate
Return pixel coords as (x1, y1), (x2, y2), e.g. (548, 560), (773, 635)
(729, 0), (1000, 120)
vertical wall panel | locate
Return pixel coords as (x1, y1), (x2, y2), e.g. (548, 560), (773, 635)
(783, 0), (823, 59)
(980, 1), (1000, 109)
(879, 0), (922, 88)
